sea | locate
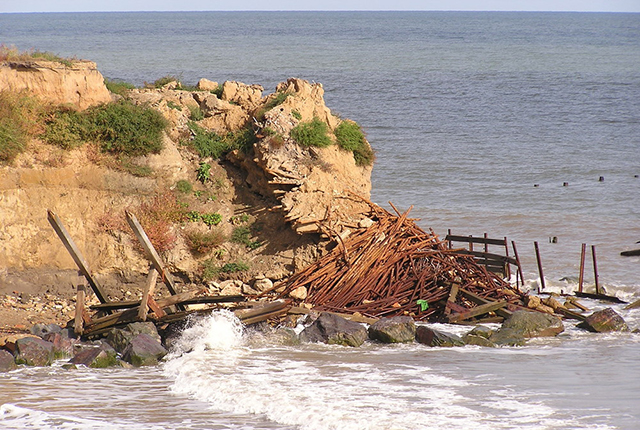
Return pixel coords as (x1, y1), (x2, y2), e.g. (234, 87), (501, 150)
(1, 11), (639, 429)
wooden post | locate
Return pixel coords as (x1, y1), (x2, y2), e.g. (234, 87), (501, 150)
(138, 268), (158, 321)
(447, 229), (452, 249)
(592, 245), (601, 295)
(578, 243), (586, 293)
(503, 237), (512, 281)
(74, 285), (86, 336)
(125, 211), (185, 311)
(511, 241), (524, 290)
(534, 241), (546, 292)
(47, 210), (111, 308)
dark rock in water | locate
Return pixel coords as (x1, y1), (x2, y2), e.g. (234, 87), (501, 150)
(107, 321), (161, 354)
(462, 334), (497, 348)
(501, 310), (564, 338)
(466, 325), (494, 339)
(30, 323), (62, 339)
(122, 333), (168, 366)
(415, 325), (465, 347)
(577, 308), (629, 333)
(489, 327), (526, 347)
(300, 312), (368, 347)
(70, 342), (118, 368)
(368, 316), (416, 343)
(160, 320), (189, 351)
(43, 332), (78, 359)
(0, 349), (17, 372)
(14, 337), (55, 366)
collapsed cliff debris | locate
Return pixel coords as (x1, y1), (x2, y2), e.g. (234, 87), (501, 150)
(274, 201), (527, 323)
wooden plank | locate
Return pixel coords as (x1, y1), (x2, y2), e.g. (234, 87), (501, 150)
(125, 211), (184, 311)
(448, 300), (507, 323)
(47, 210), (110, 307)
(445, 235), (507, 247)
(74, 285), (86, 336)
(234, 300), (290, 321)
(444, 283), (459, 316)
(455, 250), (518, 266)
(574, 291), (627, 304)
(138, 268), (158, 322)
(556, 307), (587, 321)
(147, 296), (167, 318)
(458, 288), (513, 319)
(89, 294), (244, 311)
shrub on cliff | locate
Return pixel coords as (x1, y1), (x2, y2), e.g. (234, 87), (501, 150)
(44, 100), (167, 156)
(334, 120), (375, 167)
(0, 44), (75, 67)
(187, 122), (256, 159)
(290, 117), (331, 148)
(0, 91), (45, 163)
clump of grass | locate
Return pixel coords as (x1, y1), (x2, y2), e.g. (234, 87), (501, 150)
(118, 158), (153, 177)
(196, 162), (211, 183)
(188, 105), (204, 121)
(188, 122), (256, 159)
(290, 117), (331, 148)
(210, 84), (224, 98)
(185, 230), (226, 254)
(291, 109), (302, 120)
(201, 212), (223, 227)
(152, 75), (181, 88)
(166, 101), (182, 111)
(231, 225), (262, 250)
(104, 79), (136, 96)
(43, 108), (88, 149)
(0, 91), (45, 163)
(220, 261), (250, 273)
(201, 258), (249, 280)
(334, 120), (375, 166)
(175, 179), (193, 194)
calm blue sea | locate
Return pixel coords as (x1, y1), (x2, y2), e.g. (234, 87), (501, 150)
(1, 11), (639, 430)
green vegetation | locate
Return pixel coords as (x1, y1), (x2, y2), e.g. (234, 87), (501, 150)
(166, 101), (183, 111)
(175, 179), (193, 194)
(196, 162), (211, 183)
(152, 75), (180, 88)
(201, 258), (249, 280)
(231, 225), (262, 250)
(185, 230), (225, 254)
(255, 90), (290, 120)
(44, 100), (168, 157)
(104, 79), (136, 96)
(334, 120), (375, 166)
(220, 261), (250, 273)
(187, 122), (256, 160)
(188, 105), (204, 121)
(291, 109), (302, 120)
(0, 92), (45, 163)
(290, 117), (331, 148)
(210, 84), (224, 98)
(201, 212), (223, 227)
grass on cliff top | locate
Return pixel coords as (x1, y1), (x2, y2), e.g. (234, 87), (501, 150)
(0, 44), (76, 67)
(290, 117), (332, 148)
(334, 120), (375, 166)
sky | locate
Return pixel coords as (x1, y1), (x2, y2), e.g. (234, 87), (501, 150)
(1, 0), (639, 13)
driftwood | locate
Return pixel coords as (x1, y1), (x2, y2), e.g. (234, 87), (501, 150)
(276, 201), (525, 322)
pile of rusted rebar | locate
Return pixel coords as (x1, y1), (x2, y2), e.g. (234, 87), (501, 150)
(277, 203), (525, 322)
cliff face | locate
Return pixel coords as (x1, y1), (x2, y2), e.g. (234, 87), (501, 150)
(0, 67), (374, 298)
(0, 60), (112, 109)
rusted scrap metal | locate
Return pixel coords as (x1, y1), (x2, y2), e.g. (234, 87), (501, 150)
(276, 202), (525, 322)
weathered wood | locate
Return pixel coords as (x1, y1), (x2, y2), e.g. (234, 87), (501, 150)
(445, 235), (508, 247)
(125, 211), (184, 311)
(47, 210), (110, 307)
(578, 243), (586, 293)
(511, 240), (524, 289)
(138, 268), (158, 322)
(591, 245), (601, 295)
(458, 288), (513, 318)
(234, 300), (290, 321)
(534, 241), (546, 291)
(74, 285), (86, 336)
(574, 291), (627, 304)
(556, 307), (587, 321)
(147, 296), (166, 318)
(448, 300), (507, 323)
(444, 283), (459, 316)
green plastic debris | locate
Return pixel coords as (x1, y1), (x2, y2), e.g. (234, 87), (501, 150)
(416, 299), (429, 311)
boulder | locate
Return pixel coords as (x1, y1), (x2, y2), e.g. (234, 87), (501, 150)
(219, 280), (243, 296)
(197, 78), (219, 91)
(14, 337), (55, 366)
(0, 349), (17, 372)
(289, 286), (308, 301)
(488, 327), (526, 346)
(300, 312), (368, 347)
(70, 343), (118, 368)
(122, 333), (168, 366)
(252, 277), (274, 294)
(43, 332), (77, 359)
(577, 308), (629, 333)
(466, 325), (494, 339)
(501, 310), (564, 338)
(462, 334), (496, 348)
(221, 81), (263, 109)
(368, 316), (416, 343)
(30, 323), (62, 339)
(106, 322), (161, 354)
(415, 326), (465, 347)
(0, 333), (39, 355)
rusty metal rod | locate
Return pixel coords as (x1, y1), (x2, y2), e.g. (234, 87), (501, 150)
(578, 243), (586, 293)
(534, 241), (546, 292)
